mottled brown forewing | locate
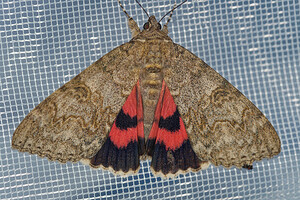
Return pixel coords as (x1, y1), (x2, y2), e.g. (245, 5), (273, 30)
(164, 44), (281, 168)
(12, 43), (140, 163)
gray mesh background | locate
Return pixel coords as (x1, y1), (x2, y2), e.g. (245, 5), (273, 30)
(1, 0), (299, 199)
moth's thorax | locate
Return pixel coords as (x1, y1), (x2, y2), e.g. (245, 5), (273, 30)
(133, 30), (171, 41)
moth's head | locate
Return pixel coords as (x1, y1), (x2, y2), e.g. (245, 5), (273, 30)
(119, 0), (186, 39)
(143, 16), (162, 31)
(138, 15), (170, 38)
(127, 15), (169, 40)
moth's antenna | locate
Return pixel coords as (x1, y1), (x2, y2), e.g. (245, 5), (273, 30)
(118, 0), (141, 37)
(159, 0), (187, 25)
(118, 0), (131, 19)
(135, 0), (150, 18)
(118, 0), (149, 19)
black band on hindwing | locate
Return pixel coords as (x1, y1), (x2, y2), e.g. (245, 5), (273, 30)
(115, 109), (137, 130)
(158, 108), (180, 132)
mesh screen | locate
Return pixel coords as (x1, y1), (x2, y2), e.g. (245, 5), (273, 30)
(1, 0), (299, 199)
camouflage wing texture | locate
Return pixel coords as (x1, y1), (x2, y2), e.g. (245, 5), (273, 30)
(12, 0), (281, 174)
(11, 43), (141, 163)
(164, 43), (281, 169)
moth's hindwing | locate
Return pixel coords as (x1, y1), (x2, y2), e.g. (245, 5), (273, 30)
(147, 81), (209, 177)
(90, 81), (144, 174)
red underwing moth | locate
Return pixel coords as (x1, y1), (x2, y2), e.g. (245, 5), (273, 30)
(12, 0), (281, 178)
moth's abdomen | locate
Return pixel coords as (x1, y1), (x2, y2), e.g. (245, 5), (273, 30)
(139, 63), (164, 141)
(136, 40), (175, 141)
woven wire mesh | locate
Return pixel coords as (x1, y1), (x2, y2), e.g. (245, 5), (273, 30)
(1, 0), (299, 199)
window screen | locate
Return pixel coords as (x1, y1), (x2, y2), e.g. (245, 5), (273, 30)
(1, 0), (299, 199)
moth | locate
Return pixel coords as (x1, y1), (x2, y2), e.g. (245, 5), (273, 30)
(12, 0), (281, 178)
